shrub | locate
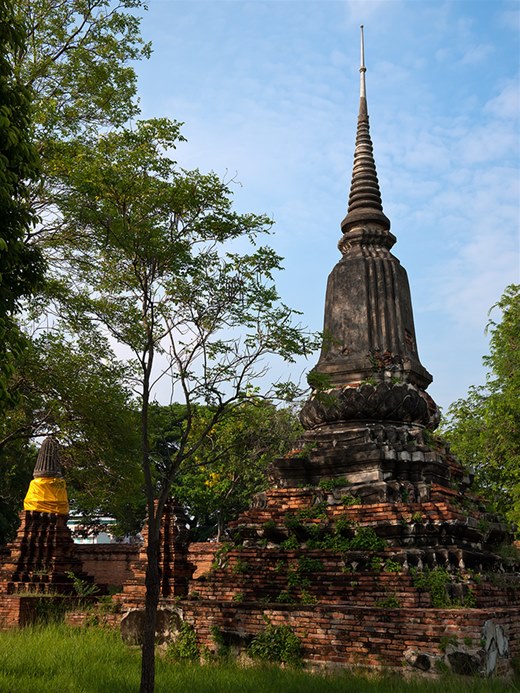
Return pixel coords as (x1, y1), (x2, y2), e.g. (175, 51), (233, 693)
(249, 622), (302, 666)
(348, 526), (386, 550)
(319, 477), (349, 492)
(168, 623), (200, 661)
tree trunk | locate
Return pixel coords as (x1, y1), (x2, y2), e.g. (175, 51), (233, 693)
(140, 524), (160, 693)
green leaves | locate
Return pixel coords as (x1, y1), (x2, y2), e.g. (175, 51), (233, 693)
(167, 401), (302, 540)
(0, 0), (44, 412)
(14, 0), (150, 138)
(443, 285), (520, 530)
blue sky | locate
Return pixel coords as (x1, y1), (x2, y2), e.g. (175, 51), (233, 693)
(134, 0), (519, 412)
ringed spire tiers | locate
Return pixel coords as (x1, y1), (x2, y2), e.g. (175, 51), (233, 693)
(341, 25), (390, 236)
(302, 26), (435, 426)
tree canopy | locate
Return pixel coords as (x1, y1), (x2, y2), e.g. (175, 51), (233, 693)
(443, 284), (520, 530)
(3, 5), (315, 689)
(0, 0), (44, 408)
(39, 114), (314, 691)
(167, 401), (302, 541)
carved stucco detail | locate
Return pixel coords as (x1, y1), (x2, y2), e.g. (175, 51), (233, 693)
(300, 381), (440, 430)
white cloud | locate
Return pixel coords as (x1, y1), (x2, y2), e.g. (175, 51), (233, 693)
(459, 42), (494, 66)
(484, 78), (520, 120)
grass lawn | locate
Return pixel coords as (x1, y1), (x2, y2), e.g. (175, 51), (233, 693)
(0, 625), (518, 693)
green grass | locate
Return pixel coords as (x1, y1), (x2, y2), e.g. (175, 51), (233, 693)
(0, 624), (518, 692)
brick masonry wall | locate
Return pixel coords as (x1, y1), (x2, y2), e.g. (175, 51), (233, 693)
(186, 546), (520, 609)
(181, 601), (520, 671)
(188, 543), (219, 579)
(75, 544), (139, 590)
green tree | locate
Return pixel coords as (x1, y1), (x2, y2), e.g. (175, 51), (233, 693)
(443, 285), (520, 530)
(0, 437), (35, 544)
(0, 0), (150, 538)
(45, 118), (314, 692)
(167, 401), (302, 540)
(0, 328), (143, 541)
(0, 0), (44, 409)
(13, 0), (149, 138)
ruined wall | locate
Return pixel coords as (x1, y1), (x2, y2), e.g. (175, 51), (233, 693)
(188, 543), (219, 579)
(182, 601), (520, 675)
(75, 544), (139, 590)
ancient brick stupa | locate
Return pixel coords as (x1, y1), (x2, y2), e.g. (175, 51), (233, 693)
(166, 27), (519, 677)
(0, 437), (85, 596)
(276, 25), (440, 496)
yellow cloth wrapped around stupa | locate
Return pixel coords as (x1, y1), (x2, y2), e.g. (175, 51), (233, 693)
(24, 476), (69, 515)
(23, 437), (69, 514)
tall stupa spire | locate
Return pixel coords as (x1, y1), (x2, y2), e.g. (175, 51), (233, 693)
(341, 26), (390, 235)
(300, 25), (435, 419)
(360, 24), (366, 101)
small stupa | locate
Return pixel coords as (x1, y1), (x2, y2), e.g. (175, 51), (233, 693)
(23, 436), (69, 515)
(0, 437), (86, 597)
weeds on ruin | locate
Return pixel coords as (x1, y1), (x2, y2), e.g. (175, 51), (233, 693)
(318, 477), (350, 492)
(375, 595), (402, 608)
(231, 558), (249, 575)
(65, 571), (100, 600)
(411, 567), (477, 608)
(211, 543), (233, 570)
(384, 559), (402, 573)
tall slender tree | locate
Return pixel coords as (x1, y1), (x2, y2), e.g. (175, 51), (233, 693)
(47, 118), (315, 692)
(0, 0), (44, 409)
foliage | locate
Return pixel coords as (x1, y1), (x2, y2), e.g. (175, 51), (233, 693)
(411, 567), (452, 608)
(306, 525), (387, 552)
(443, 285), (520, 529)
(0, 329), (144, 537)
(411, 567), (476, 609)
(1, 0), (151, 537)
(318, 476), (349, 492)
(0, 436), (35, 543)
(281, 535), (300, 550)
(249, 621), (302, 667)
(13, 0), (149, 140)
(295, 502), (327, 520)
(167, 400), (301, 540)
(347, 526), (387, 551)
(33, 597), (71, 624)
(40, 116), (314, 693)
(231, 559), (249, 575)
(41, 117), (314, 535)
(0, 0), (44, 410)
(296, 556), (324, 574)
(65, 571), (99, 599)
(384, 559), (402, 573)
(167, 623), (200, 662)
(286, 556), (323, 595)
